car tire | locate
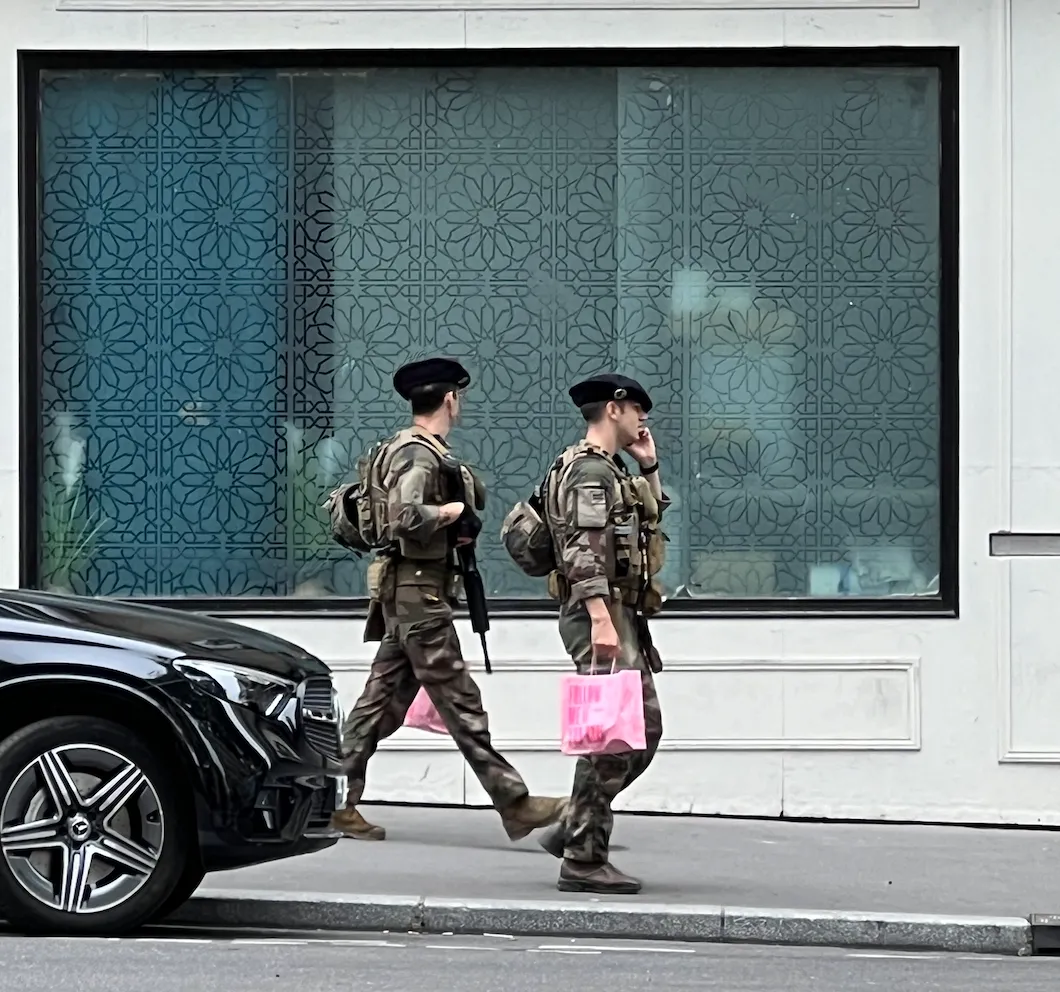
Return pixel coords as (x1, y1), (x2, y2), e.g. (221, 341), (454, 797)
(0, 716), (189, 935)
(151, 861), (206, 923)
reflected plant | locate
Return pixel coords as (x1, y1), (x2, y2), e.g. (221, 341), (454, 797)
(40, 415), (108, 593)
(284, 421), (338, 565)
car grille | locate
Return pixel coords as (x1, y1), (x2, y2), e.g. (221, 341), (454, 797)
(299, 675), (343, 761)
(306, 786), (334, 831)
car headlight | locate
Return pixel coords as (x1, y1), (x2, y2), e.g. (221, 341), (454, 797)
(174, 659), (294, 718)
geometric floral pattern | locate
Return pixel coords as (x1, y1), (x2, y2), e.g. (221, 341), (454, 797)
(35, 65), (942, 600)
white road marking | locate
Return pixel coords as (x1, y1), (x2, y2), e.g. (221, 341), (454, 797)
(535, 944), (696, 954)
(39, 937), (121, 942)
(528, 948), (602, 955)
(323, 939), (407, 947)
(425, 944), (501, 952)
(847, 953), (941, 960)
(134, 938), (214, 944)
(231, 939), (307, 946)
(330, 939), (407, 947)
(847, 952), (1036, 963)
(12, 933), (1051, 963)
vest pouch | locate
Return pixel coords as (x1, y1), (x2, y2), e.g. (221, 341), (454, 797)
(397, 529), (451, 561)
(458, 465), (478, 509)
(363, 445), (391, 548)
(628, 476), (666, 578)
(611, 522), (635, 581)
(646, 529), (667, 576)
(547, 569), (570, 602)
(366, 556), (396, 603)
(355, 486), (379, 546)
(630, 476), (660, 525)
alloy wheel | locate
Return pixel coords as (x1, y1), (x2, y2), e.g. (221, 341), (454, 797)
(0, 744), (164, 915)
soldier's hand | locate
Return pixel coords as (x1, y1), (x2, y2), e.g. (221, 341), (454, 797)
(624, 427), (657, 468)
(590, 615), (621, 661)
(439, 501), (466, 525)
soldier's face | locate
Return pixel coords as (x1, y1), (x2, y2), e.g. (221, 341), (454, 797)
(614, 400), (646, 446)
(446, 388), (463, 424)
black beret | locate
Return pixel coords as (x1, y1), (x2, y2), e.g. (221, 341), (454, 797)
(568, 373), (653, 413)
(393, 358), (471, 400)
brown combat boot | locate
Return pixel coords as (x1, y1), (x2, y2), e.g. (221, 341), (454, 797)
(536, 821), (566, 859)
(331, 806), (386, 841)
(500, 796), (568, 841)
(557, 859), (642, 894)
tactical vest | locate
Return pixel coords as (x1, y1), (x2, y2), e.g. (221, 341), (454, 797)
(500, 442), (666, 614)
(325, 426), (478, 558)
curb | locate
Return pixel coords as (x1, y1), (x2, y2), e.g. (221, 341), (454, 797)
(169, 889), (1033, 956)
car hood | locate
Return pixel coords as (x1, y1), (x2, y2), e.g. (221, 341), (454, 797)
(0, 590), (330, 681)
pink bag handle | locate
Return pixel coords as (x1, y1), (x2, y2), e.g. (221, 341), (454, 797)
(589, 652), (618, 676)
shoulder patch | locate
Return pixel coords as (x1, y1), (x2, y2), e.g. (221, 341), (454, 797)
(573, 485), (610, 529)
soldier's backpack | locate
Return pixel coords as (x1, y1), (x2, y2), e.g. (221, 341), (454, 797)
(325, 427), (452, 556)
(499, 481), (556, 578)
(500, 445), (599, 578)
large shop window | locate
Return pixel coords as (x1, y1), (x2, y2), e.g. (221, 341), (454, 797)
(25, 55), (955, 608)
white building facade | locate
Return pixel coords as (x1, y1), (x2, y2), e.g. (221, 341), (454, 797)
(9, 0), (1060, 825)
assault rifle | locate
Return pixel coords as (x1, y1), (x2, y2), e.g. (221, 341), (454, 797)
(438, 456), (492, 675)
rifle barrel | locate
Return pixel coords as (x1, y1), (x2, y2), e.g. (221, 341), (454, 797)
(457, 545), (492, 674)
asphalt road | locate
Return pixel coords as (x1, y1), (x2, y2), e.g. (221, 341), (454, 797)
(4, 930), (1059, 992)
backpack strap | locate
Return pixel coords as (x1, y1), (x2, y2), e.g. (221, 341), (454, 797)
(377, 425), (449, 479)
(377, 426), (479, 510)
(543, 442), (615, 526)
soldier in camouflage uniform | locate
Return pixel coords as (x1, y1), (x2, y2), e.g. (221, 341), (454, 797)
(535, 374), (667, 894)
(330, 357), (567, 843)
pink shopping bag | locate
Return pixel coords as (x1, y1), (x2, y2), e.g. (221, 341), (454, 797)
(403, 687), (449, 735)
(560, 666), (646, 756)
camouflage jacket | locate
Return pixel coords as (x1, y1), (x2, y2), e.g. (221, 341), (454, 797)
(545, 441), (671, 606)
(384, 434), (455, 565)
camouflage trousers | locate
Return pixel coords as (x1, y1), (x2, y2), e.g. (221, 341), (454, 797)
(555, 601), (664, 864)
(340, 585), (529, 812)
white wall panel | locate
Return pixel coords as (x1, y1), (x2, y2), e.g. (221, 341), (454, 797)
(10, 0), (1036, 824)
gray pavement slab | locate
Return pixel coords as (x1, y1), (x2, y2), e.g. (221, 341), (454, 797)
(198, 804), (1060, 918)
(2, 931), (1058, 992)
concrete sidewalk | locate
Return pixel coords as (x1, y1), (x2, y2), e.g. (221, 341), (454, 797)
(173, 804), (1060, 954)
(200, 804), (1060, 918)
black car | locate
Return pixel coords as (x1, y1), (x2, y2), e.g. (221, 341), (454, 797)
(0, 590), (345, 935)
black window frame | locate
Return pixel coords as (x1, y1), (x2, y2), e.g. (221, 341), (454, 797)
(18, 45), (959, 620)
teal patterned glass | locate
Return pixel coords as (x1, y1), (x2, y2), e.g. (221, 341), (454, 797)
(34, 65), (941, 600)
